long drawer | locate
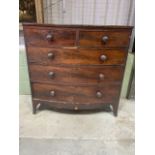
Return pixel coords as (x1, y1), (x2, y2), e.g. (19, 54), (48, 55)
(32, 98), (112, 110)
(29, 65), (124, 85)
(27, 47), (127, 65)
(32, 83), (120, 104)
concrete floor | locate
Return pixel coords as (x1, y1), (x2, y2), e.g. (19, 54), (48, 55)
(19, 95), (135, 155)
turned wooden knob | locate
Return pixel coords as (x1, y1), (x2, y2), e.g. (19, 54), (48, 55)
(48, 72), (55, 78)
(46, 33), (53, 41)
(47, 52), (54, 59)
(50, 90), (55, 97)
(74, 106), (78, 110)
(99, 73), (104, 80)
(96, 91), (103, 98)
(102, 36), (109, 43)
(100, 55), (107, 61)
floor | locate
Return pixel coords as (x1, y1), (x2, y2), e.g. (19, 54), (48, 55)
(19, 95), (135, 155)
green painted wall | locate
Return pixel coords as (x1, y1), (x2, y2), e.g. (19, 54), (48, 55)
(19, 48), (31, 94)
(120, 53), (134, 98)
(19, 48), (134, 98)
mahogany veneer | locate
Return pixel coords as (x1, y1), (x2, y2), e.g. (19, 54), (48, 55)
(23, 23), (132, 116)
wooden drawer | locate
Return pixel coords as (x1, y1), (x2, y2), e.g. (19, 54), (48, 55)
(33, 98), (113, 110)
(23, 28), (76, 47)
(27, 47), (127, 65)
(29, 65), (124, 85)
(79, 30), (131, 47)
(32, 83), (120, 104)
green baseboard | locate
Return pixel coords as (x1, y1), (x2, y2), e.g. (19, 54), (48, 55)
(19, 48), (134, 98)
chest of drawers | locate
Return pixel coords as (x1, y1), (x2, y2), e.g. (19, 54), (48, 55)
(23, 23), (132, 116)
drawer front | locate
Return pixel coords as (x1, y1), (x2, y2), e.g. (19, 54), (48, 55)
(24, 28), (76, 47)
(27, 47), (127, 65)
(32, 83), (120, 104)
(29, 65), (124, 85)
(79, 30), (131, 47)
(33, 98), (113, 110)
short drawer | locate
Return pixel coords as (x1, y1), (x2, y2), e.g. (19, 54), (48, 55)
(29, 65), (124, 85)
(79, 30), (131, 47)
(24, 28), (76, 47)
(27, 47), (127, 65)
(32, 83), (120, 104)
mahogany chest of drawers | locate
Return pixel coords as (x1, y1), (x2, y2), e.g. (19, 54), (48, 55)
(23, 23), (132, 116)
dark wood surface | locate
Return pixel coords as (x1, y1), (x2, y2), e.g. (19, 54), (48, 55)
(79, 31), (131, 47)
(27, 47), (127, 65)
(24, 28), (76, 47)
(29, 65), (124, 85)
(32, 83), (120, 104)
(32, 98), (111, 111)
(23, 23), (133, 29)
(23, 23), (133, 116)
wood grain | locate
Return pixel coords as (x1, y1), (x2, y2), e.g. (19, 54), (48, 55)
(32, 98), (111, 110)
(24, 28), (76, 47)
(23, 23), (133, 30)
(27, 47), (127, 65)
(22, 23), (133, 115)
(79, 31), (131, 47)
(32, 83), (120, 104)
(29, 65), (124, 85)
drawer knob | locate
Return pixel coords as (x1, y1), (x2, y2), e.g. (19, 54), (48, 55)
(50, 90), (55, 97)
(102, 36), (109, 43)
(48, 52), (54, 59)
(74, 106), (78, 110)
(96, 91), (102, 98)
(99, 73), (104, 80)
(46, 33), (53, 41)
(100, 55), (107, 61)
(48, 72), (55, 78)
